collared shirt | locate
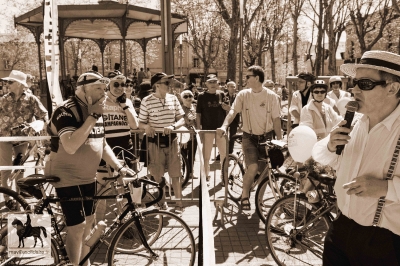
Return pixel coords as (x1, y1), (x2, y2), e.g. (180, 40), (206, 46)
(312, 104), (400, 235)
(327, 90), (351, 105)
(300, 100), (342, 140)
(0, 92), (48, 137)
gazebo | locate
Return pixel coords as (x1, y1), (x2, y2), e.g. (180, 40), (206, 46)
(14, 0), (188, 84)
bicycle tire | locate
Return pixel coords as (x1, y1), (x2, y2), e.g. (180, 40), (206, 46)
(255, 173), (296, 223)
(265, 194), (330, 266)
(107, 209), (195, 266)
(222, 154), (245, 201)
(96, 187), (162, 248)
(180, 152), (190, 187)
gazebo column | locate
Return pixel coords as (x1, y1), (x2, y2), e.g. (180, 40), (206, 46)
(33, 27), (44, 92)
(97, 38), (107, 76)
(59, 19), (66, 81)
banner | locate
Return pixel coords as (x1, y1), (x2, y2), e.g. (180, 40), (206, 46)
(44, 0), (63, 109)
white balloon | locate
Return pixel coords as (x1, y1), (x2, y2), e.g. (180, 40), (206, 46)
(288, 126), (318, 163)
(336, 97), (352, 117)
(176, 126), (191, 144)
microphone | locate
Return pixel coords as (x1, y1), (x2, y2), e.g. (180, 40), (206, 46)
(336, 101), (359, 155)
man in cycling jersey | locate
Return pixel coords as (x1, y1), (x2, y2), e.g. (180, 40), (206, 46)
(45, 71), (134, 266)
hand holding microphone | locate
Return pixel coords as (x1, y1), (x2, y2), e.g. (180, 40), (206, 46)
(327, 101), (359, 154)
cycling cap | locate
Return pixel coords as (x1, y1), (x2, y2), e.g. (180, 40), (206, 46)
(76, 71), (110, 87)
(297, 72), (316, 82)
(108, 70), (126, 83)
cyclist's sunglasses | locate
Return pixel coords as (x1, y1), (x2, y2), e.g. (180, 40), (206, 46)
(353, 78), (386, 91)
(313, 90), (326, 94)
(113, 82), (126, 88)
(183, 95), (193, 99)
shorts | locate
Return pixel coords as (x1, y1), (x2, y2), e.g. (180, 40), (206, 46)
(242, 131), (272, 170)
(147, 140), (181, 179)
(55, 182), (96, 227)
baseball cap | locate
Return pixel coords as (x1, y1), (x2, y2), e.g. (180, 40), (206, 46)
(206, 74), (218, 82)
(150, 72), (174, 87)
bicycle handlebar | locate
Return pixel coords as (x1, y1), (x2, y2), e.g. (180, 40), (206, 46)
(124, 176), (166, 208)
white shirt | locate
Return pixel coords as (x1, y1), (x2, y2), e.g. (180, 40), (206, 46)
(312, 104), (400, 235)
(327, 90), (351, 105)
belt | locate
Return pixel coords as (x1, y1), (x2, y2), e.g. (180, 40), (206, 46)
(243, 131), (274, 139)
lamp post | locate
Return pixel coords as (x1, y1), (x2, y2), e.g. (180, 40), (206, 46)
(239, 0), (244, 89)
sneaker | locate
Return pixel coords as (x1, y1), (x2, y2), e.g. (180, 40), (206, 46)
(173, 206), (184, 215)
(5, 199), (18, 211)
(160, 202), (169, 210)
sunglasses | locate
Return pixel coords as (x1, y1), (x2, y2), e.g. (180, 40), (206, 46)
(246, 75), (256, 79)
(6, 80), (14, 85)
(159, 81), (171, 86)
(353, 78), (386, 91)
(183, 95), (193, 99)
(113, 82), (126, 88)
(313, 90), (327, 94)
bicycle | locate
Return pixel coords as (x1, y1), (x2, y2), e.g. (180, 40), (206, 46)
(265, 167), (337, 266)
(221, 135), (296, 223)
(0, 175), (196, 265)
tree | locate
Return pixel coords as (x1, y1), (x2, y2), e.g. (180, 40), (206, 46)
(173, 0), (227, 81)
(324, 0), (349, 75)
(347, 0), (399, 55)
(288, 0), (306, 76)
(215, 0), (265, 82)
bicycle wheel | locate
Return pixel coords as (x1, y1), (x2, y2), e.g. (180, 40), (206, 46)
(255, 173), (296, 223)
(265, 194), (330, 266)
(107, 209), (195, 266)
(222, 154), (245, 201)
(96, 186), (162, 248)
(180, 153), (190, 188)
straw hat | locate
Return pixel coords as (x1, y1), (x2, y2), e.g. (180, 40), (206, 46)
(340, 50), (400, 78)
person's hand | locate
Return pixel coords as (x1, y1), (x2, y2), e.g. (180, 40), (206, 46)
(119, 166), (136, 177)
(144, 124), (156, 138)
(343, 176), (388, 198)
(327, 120), (352, 152)
(116, 93), (127, 104)
(216, 127), (226, 138)
(163, 125), (174, 135)
(180, 142), (188, 149)
(221, 103), (230, 111)
(88, 96), (106, 115)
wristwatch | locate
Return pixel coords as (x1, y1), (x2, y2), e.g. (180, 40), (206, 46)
(89, 113), (101, 120)
(123, 106), (130, 110)
(171, 124), (176, 129)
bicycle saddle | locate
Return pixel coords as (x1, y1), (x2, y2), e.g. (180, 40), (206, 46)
(17, 175), (60, 187)
(316, 174), (336, 187)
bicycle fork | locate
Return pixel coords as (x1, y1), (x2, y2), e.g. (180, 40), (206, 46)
(133, 212), (158, 259)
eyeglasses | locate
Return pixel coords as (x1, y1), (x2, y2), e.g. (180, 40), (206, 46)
(6, 80), (14, 85)
(353, 78), (386, 91)
(113, 82), (126, 88)
(313, 90), (327, 94)
(246, 75), (256, 79)
(159, 81), (171, 86)
(183, 95), (193, 99)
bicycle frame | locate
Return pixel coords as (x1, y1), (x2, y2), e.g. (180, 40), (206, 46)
(34, 177), (163, 265)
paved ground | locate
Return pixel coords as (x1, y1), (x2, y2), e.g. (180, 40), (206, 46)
(1, 141), (294, 266)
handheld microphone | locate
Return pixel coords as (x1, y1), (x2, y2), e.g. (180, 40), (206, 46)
(336, 101), (359, 155)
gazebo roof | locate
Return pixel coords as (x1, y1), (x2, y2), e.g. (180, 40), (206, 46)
(14, 2), (187, 41)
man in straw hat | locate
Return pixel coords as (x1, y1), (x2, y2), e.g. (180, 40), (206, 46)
(0, 70), (48, 208)
(312, 51), (400, 264)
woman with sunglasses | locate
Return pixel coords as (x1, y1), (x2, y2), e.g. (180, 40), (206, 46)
(102, 72), (139, 162)
(300, 80), (342, 140)
(180, 90), (198, 179)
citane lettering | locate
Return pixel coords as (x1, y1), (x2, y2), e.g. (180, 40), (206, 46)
(102, 114), (127, 121)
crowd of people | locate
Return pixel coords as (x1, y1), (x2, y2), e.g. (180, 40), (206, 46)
(1, 49), (400, 264)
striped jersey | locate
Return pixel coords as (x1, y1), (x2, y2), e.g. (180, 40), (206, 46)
(139, 93), (184, 130)
(102, 97), (133, 138)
